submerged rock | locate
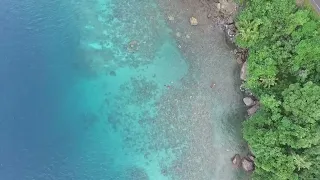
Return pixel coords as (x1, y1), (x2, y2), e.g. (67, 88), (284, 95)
(243, 97), (254, 107)
(240, 61), (247, 81)
(168, 15), (174, 21)
(223, 18), (237, 49)
(224, 26), (236, 49)
(110, 71), (116, 76)
(189, 17), (198, 26)
(127, 40), (139, 52)
(224, 34), (236, 49)
(241, 158), (254, 172)
(231, 154), (241, 167)
(226, 24), (236, 35)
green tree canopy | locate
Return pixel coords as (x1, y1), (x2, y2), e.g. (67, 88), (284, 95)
(236, 1), (320, 178)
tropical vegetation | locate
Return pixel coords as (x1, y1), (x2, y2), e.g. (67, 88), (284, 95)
(235, 0), (320, 179)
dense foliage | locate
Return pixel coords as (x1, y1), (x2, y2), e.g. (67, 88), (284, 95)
(235, 0), (320, 179)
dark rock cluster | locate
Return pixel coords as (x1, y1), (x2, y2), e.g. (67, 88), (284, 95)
(231, 153), (255, 172)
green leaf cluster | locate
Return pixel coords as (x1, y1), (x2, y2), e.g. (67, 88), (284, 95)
(244, 83), (320, 179)
(235, 0), (320, 179)
(236, 0), (320, 94)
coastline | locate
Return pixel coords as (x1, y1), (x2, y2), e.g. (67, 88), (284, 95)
(154, 0), (250, 179)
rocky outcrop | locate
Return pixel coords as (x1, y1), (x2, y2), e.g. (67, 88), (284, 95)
(226, 16), (234, 25)
(231, 154), (241, 167)
(224, 25), (236, 46)
(247, 103), (259, 116)
(243, 96), (259, 115)
(241, 158), (254, 172)
(240, 61), (247, 81)
(235, 48), (248, 64)
(240, 83), (253, 96)
(243, 97), (254, 107)
(232, 154), (255, 172)
(222, 15), (237, 49)
(189, 17), (198, 26)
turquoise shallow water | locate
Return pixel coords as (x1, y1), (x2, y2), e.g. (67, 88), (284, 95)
(0, 0), (188, 179)
(68, 0), (188, 179)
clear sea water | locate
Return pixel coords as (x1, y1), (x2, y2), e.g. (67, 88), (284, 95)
(0, 0), (188, 179)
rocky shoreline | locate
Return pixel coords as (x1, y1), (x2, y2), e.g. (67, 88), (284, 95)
(214, 1), (259, 174)
(155, 0), (253, 179)
(176, 0), (261, 175)
(218, 0), (261, 173)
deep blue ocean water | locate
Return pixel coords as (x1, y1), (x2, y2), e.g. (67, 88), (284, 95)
(0, 0), (82, 179)
(0, 0), (188, 179)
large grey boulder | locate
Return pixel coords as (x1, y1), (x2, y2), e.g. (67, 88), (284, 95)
(240, 61), (247, 81)
(243, 97), (254, 106)
(247, 103), (259, 116)
(231, 154), (241, 167)
(241, 158), (254, 172)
